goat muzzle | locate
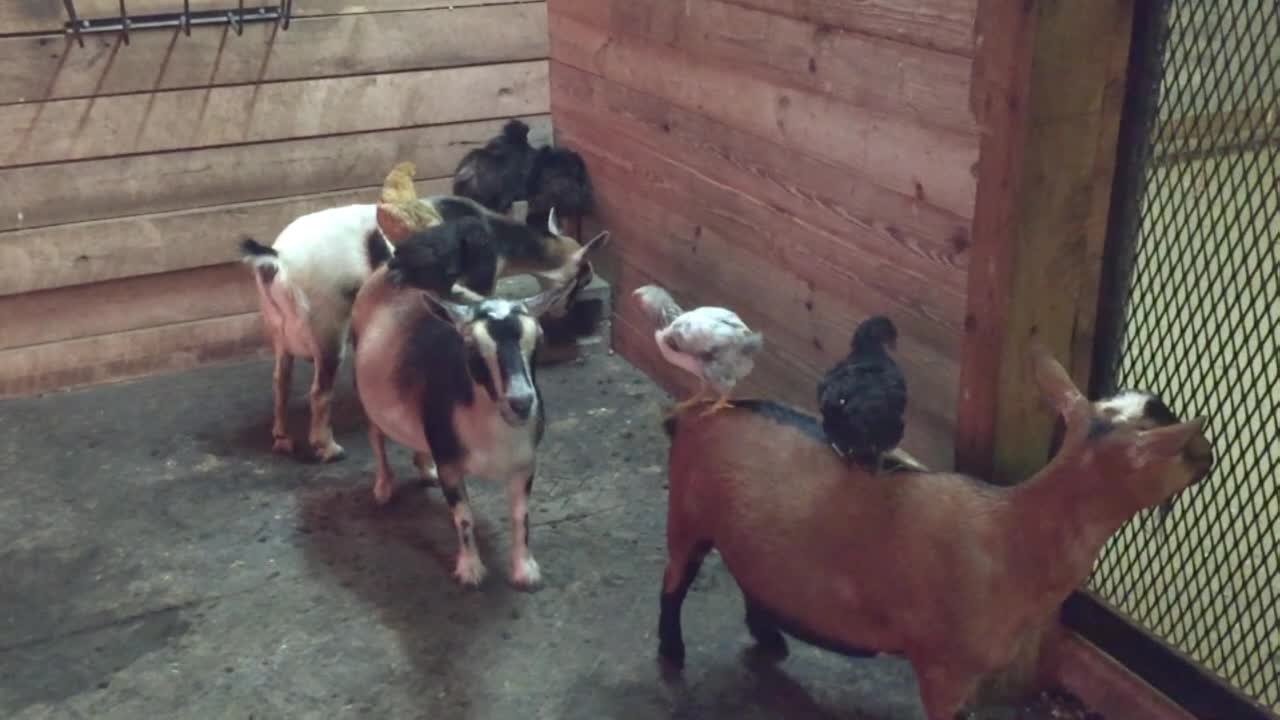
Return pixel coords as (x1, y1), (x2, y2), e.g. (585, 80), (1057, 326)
(502, 393), (536, 426)
(1184, 430), (1214, 485)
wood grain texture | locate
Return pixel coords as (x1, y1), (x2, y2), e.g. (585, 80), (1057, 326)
(549, 12), (979, 218)
(0, 312), (266, 399)
(0, 263), (255, 350)
(1, 116), (550, 232)
(0, 178), (450, 296)
(0, 4), (548, 104)
(553, 0), (977, 134)
(0, 60), (548, 166)
(956, 0), (1136, 484)
(556, 112), (965, 360)
(710, 0), (979, 57)
(551, 64), (971, 296)
(0, 0), (544, 34)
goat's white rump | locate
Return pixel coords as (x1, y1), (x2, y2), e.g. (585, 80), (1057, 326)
(241, 204), (387, 462)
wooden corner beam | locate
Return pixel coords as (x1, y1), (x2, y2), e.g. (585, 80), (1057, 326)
(956, 0), (1139, 485)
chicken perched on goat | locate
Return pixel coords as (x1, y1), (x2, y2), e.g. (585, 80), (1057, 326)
(657, 342), (1214, 719)
(817, 316), (907, 472)
(633, 285), (763, 416)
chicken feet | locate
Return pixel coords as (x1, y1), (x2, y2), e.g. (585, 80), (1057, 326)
(699, 392), (735, 416)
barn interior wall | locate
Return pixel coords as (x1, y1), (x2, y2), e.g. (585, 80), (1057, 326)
(548, 0), (981, 466)
(0, 0), (550, 398)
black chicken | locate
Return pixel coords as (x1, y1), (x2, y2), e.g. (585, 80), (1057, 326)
(451, 119), (594, 227)
(817, 315), (907, 473)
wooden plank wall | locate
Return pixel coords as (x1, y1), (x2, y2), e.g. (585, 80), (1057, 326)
(547, 0), (980, 466)
(0, 1), (550, 398)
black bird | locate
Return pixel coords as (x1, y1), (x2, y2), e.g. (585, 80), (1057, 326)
(452, 119), (594, 226)
(817, 315), (907, 473)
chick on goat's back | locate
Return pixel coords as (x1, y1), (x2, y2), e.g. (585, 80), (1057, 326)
(632, 285), (763, 410)
(817, 315), (907, 469)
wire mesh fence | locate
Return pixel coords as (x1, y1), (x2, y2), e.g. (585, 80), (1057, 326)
(1091, 0), (1279, 713)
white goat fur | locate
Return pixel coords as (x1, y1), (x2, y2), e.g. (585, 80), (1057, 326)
(244, 204), (386, 461)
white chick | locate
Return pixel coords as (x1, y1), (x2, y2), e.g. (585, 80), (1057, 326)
(632, 285), (764, 416)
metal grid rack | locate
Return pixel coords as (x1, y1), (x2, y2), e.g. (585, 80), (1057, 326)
(61, 1), (294, 46)
(1087, 0), (1280, 716)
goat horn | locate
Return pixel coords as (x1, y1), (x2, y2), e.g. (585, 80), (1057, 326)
(580, 230), (611, 255)
(548, 207), (564, 237)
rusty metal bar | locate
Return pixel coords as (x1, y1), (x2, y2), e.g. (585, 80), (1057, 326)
(61, 4), (285, 39)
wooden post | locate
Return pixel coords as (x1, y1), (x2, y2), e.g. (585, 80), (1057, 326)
(956, 0), (1139, 486)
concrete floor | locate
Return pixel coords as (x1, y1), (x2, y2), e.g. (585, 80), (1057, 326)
(0, 346), (936, 720)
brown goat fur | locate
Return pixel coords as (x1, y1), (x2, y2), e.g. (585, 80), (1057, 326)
(657, 343), (1214, 719)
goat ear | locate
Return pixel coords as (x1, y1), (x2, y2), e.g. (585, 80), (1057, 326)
(423, 293), (475, 327)
(1125, 417), (1207, 469)
(547, 206), (565, 237)
(533, 230), (611, 287)
(523, 229), (608, 317)
(523, 266), (586, 318)
(1029, 340), (1092, 431)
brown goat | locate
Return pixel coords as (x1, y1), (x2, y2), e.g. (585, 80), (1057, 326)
(657, 342), (1214, 719)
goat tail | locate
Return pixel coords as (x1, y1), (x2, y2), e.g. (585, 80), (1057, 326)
(632, 284), (683, 330)
(240, 236), (283, 284)
(242, 240), (310, 354)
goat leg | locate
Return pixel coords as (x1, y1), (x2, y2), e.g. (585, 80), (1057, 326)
(412, 452), (438, 486)
(743, 595), (789, 660)
(657, 540), (711, 669)
(270, 350), (294, 455)
(507, 469), (541, 590)
(439, 467), (486, 587)
(913, 661), (979, 720)
(307, 348), (345, 463)
(369, 424), (395, 506)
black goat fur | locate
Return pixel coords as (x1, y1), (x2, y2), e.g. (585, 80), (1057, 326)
(387, 218), (499, 297)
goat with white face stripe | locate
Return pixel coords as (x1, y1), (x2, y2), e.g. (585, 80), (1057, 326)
(350, 232), (608, 588)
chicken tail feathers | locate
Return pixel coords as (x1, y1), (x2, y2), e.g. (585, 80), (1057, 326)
(632, 284), (683, 329)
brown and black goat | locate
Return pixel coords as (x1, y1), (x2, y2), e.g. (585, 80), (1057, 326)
(240, 191), (593, 463)
(656, 342), (1214, 719)
(349, 230), (608, 589)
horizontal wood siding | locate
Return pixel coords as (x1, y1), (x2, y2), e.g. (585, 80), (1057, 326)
(0, 3), (549, 397)
(550, 0), (978, 466)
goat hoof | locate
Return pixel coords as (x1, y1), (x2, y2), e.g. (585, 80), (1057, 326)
(372, 479), (394, 506)
(313, 442), (345, 463)
(510, 557), (542, 590)
(413, 456), (438, 486)
(453, 554), (487, 588)
(748, 639), (789, 664)
(658, 642), (686, 670)
(271, 436), (294, 455)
